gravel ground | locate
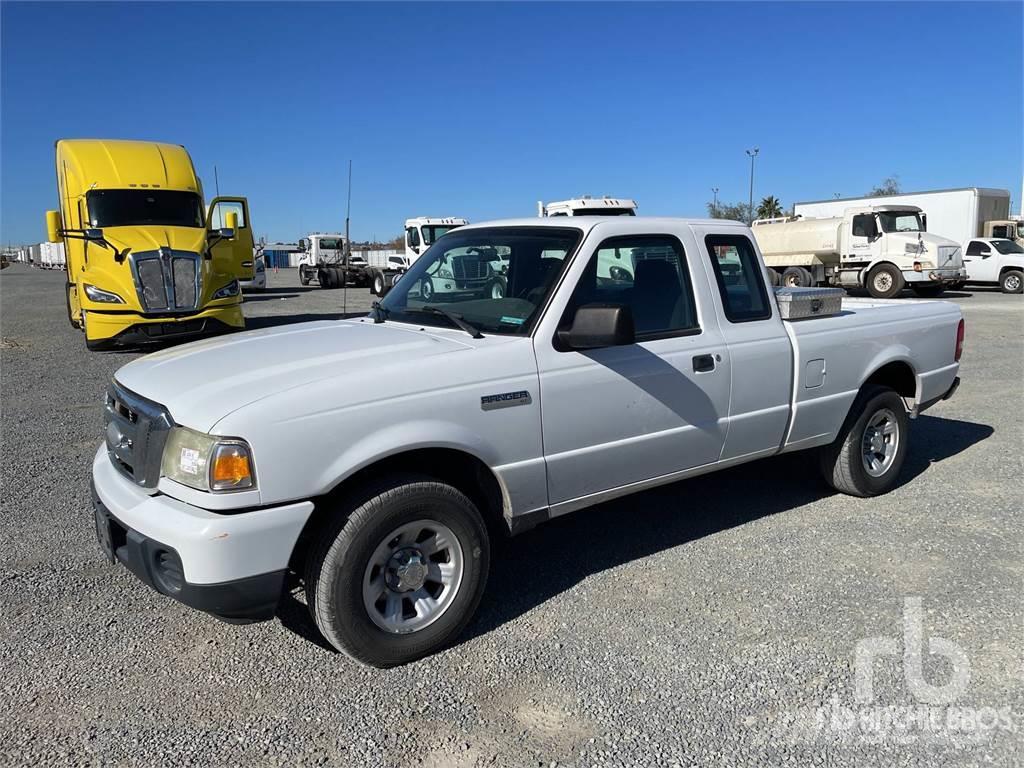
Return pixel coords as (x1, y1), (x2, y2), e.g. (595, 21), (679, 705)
(2, 263), (1021, 767)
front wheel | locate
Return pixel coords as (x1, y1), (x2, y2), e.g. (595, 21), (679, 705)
(866, 264), (904, 299)
(304, 476), (490, 667)
(372, 270), (386, 296)
(818, 386), (909, 497)
(299, 267), (311, 286)
(1000, 270), (1023, 294)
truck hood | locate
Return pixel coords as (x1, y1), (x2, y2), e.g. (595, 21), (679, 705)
(114, 320), (473, 432)
(891, 232), (963, 267)
(100, 225), (208, 255)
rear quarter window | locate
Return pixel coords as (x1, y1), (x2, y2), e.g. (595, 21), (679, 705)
(704, 234), (772, 322)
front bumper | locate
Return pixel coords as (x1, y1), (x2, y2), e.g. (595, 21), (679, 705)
(901, 267), (967, 284)
(91, 446), (314, 622)
(85, 304), (245, 346)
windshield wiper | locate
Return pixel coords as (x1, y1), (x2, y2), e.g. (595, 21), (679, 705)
(371, 301), (389, 324)
(406, 305), (483, 339)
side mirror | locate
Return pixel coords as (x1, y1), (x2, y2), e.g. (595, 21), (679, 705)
(218, 227), (235, 240)
(84, 228), (105, 241)
(980, 248), (991, 257)
(45, 210), (63, 243)
(558, 303), (635, 350)
(225, 211), (239, 230)
(298, 239), (307, 251)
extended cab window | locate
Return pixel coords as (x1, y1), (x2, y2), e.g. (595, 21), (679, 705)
(704, 235), (771, 322)
(965, 241), (988, 256)
(562, 235), (698, 338)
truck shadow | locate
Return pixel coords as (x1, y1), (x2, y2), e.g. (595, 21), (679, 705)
(275, 413), (992, 656)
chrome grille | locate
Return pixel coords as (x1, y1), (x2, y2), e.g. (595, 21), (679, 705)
(453, 254), (488, 281)
(937, 244), (963, 269)
(137, 259), (167, 310)
(131, 249), (201, 312)
(104, 382), (174, 488)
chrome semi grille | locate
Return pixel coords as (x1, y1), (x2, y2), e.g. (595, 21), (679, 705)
(453, 254), (488, 282)
(104, 383), (174, 488)
(937, 244), (963, 269)
(131, 249), (201, 312)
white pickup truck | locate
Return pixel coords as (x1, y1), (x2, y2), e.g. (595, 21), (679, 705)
(91, 217), (963, 667)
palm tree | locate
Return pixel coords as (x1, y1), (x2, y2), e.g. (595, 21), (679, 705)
(756, 196), (784, 220)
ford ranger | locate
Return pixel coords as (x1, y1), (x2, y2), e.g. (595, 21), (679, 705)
(90, 217), (963, 667)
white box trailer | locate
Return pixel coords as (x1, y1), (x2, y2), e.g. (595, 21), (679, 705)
(794, 188), (1013, 247)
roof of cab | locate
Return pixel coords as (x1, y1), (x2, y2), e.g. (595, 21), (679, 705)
(55, 139), (201, 198)
(458, 216), (750, 232)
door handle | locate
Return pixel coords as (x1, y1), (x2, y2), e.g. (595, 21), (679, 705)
(692, 354), (716, 373)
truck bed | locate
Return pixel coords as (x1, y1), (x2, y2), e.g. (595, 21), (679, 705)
(781, 297), (961, 451)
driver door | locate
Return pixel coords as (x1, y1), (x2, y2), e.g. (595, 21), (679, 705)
(208, 197), (255, 281)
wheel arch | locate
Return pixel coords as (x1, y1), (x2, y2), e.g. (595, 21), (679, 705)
(859, 357), (918, 410)
(289, 445), (509, 574)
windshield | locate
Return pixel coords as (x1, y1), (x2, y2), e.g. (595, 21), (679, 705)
(378, 226), (581, 335)
(86, 190), (203, 228)
(877, 211), (923, 233)
(422, 225), (460, 245)
(992, 239), (1024, 255)
(318, 238), (344, 250)
(570, 208), (635, 216)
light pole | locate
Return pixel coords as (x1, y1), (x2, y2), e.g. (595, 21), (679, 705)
(745, 148), (759, 223)
(711, 187), (719, 212)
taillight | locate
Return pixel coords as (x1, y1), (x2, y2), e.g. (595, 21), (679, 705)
(955, 318), (965, 362)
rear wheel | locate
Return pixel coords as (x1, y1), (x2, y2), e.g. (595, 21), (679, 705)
(781, 267), (809, 287)
(304, 475), (490, 667)
(866, 263), (904, 299)
(818, 385), (909, 497)
(1000, 270), (1023, 294)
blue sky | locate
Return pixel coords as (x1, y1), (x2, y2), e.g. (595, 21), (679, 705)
(2, 1), (1021, 244)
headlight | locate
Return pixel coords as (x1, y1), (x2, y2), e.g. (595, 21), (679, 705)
(437, 268), (454, 279)
(83, 284), (125, 303)
(161, 427), (255, 492)
(213, 280), (240, 299)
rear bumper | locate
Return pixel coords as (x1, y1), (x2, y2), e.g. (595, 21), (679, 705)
(917, 375), (960, 416)
(91, 446), (314, 622)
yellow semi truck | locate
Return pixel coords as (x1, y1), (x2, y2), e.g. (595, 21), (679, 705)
(46, 139), (255, 349)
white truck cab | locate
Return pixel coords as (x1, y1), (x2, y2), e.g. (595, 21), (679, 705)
(297, 233), (368, 288)
(753, 204), (966, 298)
(369, 217), (469, 297)
(961, 237), (1024, 293)
(538, 197), (638, 217)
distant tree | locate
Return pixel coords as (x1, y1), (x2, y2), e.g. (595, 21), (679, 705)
(756, 195), (784, 219)
(707, 200), (754, 223)
(386, 234), (405, 251)
(868, 176), (902, 196)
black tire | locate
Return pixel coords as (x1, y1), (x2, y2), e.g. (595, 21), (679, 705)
(420, 277), (434, 301)
(781, 267), (807, 287)
(65, 282), (81, 329)
(304, 475), (490, 667)
(999, 270), (1023, 294)
(766, 268), (781, 287)
(299, 267), (310, 286)
(486, 276), (507, 299)
(818, 385), (909, 497)
(866, 263), (904, 299)
(910, 284), (945, 298)
(372, 270), (385, 296)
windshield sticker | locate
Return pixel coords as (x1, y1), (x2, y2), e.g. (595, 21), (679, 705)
(499, 316), (525, 326)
